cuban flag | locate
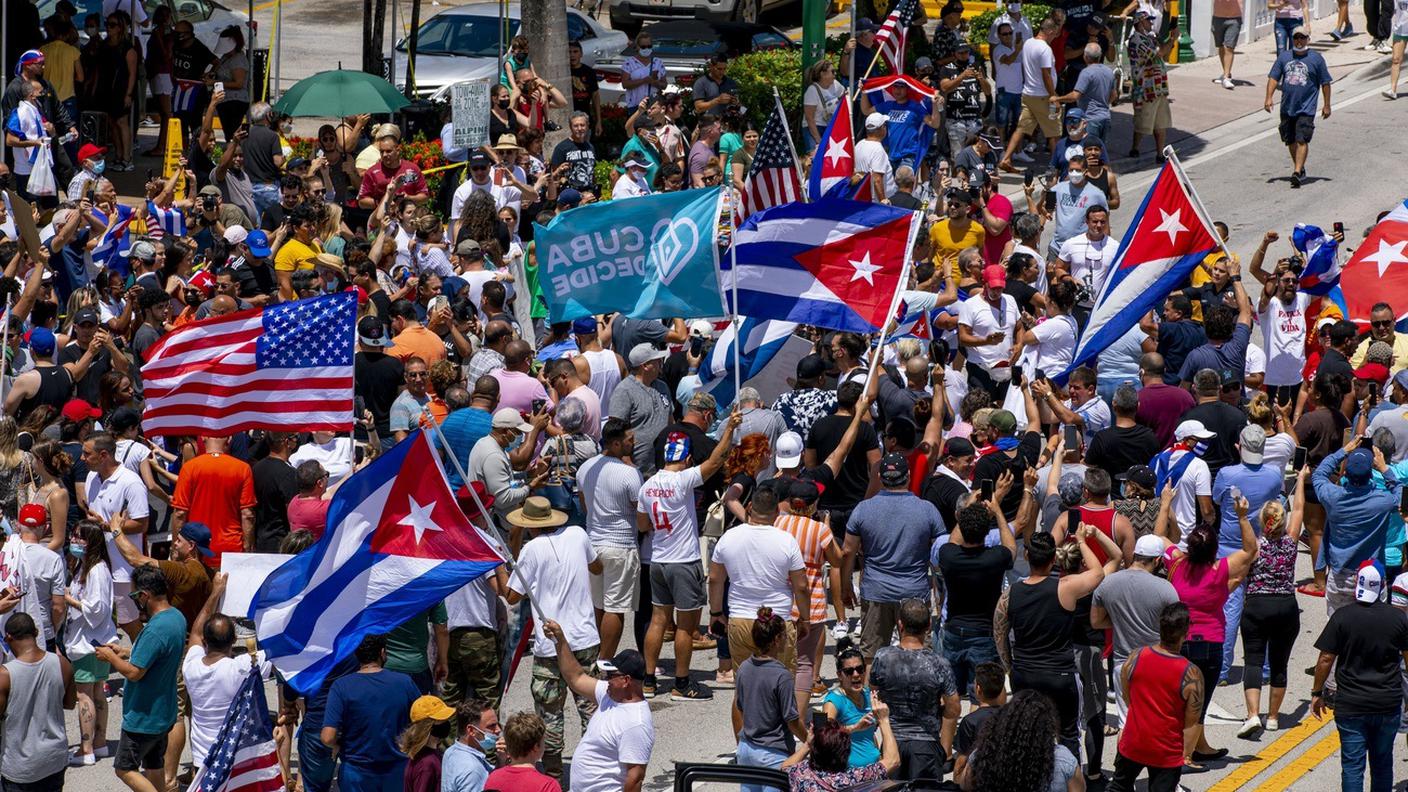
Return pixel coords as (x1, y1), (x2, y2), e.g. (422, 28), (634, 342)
(1063, 158), (1221, 376)
(807, 95), (871, 203)
(1292, 223), (1340, 295)
(725, 198), (921, 334)
(892, 301), (934, 340)
(146, 200), (186, 239)
(862, 74), (938, 103)
(1338, 197), (1408, 329)
(173, 78), (203, 114)
(698, 317), (799, 408)
(92, 204), (136, 273)
(251, 429), (506, 695)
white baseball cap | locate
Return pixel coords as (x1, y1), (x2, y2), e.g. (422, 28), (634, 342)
(223, 225), (249, 245)
(864, 112), (888, 131)
(775, 431), (804, 469)
(1134, 534), (1165, 558)
(1356, 561), (1386, 603)
(1173, 420), (1216, 442)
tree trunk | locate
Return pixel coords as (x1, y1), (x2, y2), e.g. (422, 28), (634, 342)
(405, 0), (422, 97)
(520, 0), (571, 151)
(364, 0), (388, 76)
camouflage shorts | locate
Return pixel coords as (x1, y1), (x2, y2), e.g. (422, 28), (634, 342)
(531, 646), (600, 772)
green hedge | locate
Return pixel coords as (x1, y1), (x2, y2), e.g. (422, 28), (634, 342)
(727, 48), (806, 130)
(967, 4), (1052, 48)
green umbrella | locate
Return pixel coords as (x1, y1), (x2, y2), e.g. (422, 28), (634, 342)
(272, 70), (411, 118)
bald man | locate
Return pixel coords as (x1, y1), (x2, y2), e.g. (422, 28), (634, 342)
(208, 295), (239, 318)
(491, 340), (551, 415)
(467, 320), (514, 382)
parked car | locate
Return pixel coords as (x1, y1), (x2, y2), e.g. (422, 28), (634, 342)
(593, 19), (795, 104)
(609, 0), (797, 34)
(392, 2), (628, 101)
(37, 0), (252, 49)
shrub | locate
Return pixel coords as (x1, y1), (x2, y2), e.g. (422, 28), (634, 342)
(968, 4), (1052, 48)
(726, 48), (805, 130)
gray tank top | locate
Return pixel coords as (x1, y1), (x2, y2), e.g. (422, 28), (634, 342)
(583, 349), (622, 412)
(1, 652), (68, 783)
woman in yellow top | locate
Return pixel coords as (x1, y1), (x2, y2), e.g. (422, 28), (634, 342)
(273, 203), (322, 300)
(928, 190), (985, 282)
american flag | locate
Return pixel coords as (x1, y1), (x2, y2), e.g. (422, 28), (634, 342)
(141, 292), (356, 436)
(873, 0), (918, 76)
(738, 99), (802, 222)
(186, 667), (282, 792)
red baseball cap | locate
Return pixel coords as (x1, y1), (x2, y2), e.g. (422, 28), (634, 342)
(18, 503), (47, 529)
(60, 399), (101, 423)
(1354, 362), (1390, 385)
(77, 143), (106, 162)
(982, 264), (1007, 288)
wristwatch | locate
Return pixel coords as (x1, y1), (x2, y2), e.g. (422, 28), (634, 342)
(1310, 689), (1323, 697)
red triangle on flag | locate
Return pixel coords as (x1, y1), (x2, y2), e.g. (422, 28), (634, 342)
(1116, 166), (1220, 272)
(1340, 220), (1408, 324)
(792, 213), (915, 329)
(368, 434), (490, 561)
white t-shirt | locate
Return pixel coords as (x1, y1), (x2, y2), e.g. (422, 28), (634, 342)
(990, 43), (1024, 94)
(445, 573), (498, 630)
(578, 454), (643, 548)
(853, 138), (895, 198)
(711, 524), (805, 620)
(612, 173), (651, 200)
(183, 645), (272, 768)
(987, 13), (1034, 45)
(115, 438), (151, 477)
(449, 179), (494, 224)
(803, 80), (846, 125)
(1168, 451), (1212, 546)
(1057, 234), (1119, 302)
(637, 466), (704, 564)
(1030, 314), (1079, 375)
(1262, 292), (1311, 387)
(1, 542), (65, 642)
(64, 561), (118, 659)
(1066, 396), (1112, 445)
(1243, 343), (1266, 400)
(508, 524), (599, 657)
(620, 56), (666, 107)
(290, 438), (353, 486)
(957, 293), (1019, 370)
(1021, 37), (1056, 97)
(570, 681), (655, 792)
(84, 466), (151, 583)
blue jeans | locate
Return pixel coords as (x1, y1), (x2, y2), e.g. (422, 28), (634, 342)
(1084, 118), (1109, 142)
(1337, 710), (1399, 792)
(251, 181), (281, 218)
(338, 761), (406, 792)
(736, 738), (789, 792)
(1221, 577), (1246, 682)
(297, 727), (337, 792)
(942, 624), (999, 700)
(1096, 377), (1140, 406)
(1273, 17), (1302, 53)
(802, 126), (818, 153)
(995, 89), (1022, 133)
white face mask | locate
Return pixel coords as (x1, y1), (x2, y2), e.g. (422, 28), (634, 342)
(1293, 44), (1309, 54)
(638, 47), (653, 57)
(1069, 171), (1086, 185)
(213, 37), (235, 57)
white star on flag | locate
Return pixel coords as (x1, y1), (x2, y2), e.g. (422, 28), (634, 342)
(1363, 238), (1408, 277)
(824, 136), (851, 168)
(398, 496), (442, 545)
(1153, 209), (1187, 246)
(848, 251), (881, 284)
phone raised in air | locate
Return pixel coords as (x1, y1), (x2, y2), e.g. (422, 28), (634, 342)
(1334, 221), (1346, 236)
(1293, 446), (1308, 470)
(531, 398), (547, 414)
(1067, 507), (1081, 533)
(1063, 423), (1080, 450)
(980, 479), (994, 500)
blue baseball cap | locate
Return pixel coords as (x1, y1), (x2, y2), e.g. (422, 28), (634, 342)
(1345, 448), (1374, 483)
(26, 326), (56, 356)
(572, 317), (598, 335)
(557, 188), (583, 209)
(178, 522), (216, 558)
(246, 230), (272, 258)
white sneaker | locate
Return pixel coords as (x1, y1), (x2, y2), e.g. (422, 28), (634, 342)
(1012, 150), (1035, 164)
(1265, 717), (1280, 731)
(1379, 42), (1393, 54)
(68, 752), (95, 767)
(1237, 716), (1263, 738)
(1364, 40), (1382, 50)
(1385, 87), (1398, 100)
(1223, 77), (1235, 90)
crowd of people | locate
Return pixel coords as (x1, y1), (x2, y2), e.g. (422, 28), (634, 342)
(0, 2), (1407, 792)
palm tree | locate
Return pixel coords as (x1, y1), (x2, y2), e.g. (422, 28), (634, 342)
(520, 0), (572, 147)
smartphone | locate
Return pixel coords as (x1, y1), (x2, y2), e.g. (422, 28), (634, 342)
(1369, 382), (1380, 400)
(1400, 487), (1408, 514)
(1229, 485), (1242, 502)
(1044, 189), (1057, 213)
(1063, 423), (1080, 450)
(980, 479), (994, 500)
(1293, 446), (1308, 470)
(1024, 168), (1036, 187)
(1034, 368), (1048, 383)
(1066, 506), (1081, 532)
(1333, 221), (1345, 236)
(89, 639), (103, 648)
(214, 80), (225, 94)
(812, 709), (829, 735)
(689, 336), (705, 357)
(531, 398), (547, 414)
(354, 444), (366, 465)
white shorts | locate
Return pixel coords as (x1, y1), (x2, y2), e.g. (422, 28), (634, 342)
(149, 73), (173, 96)
(590, 545), (640, 614)
(113, 580), (139, 625)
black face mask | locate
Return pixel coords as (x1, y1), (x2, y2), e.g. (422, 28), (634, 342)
(430, 721), (453, 739)
(497, 99), (511, 109)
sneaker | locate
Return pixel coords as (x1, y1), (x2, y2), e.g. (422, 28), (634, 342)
(1378, 42), (1393, 54)
(1265, 717), (1280, 731)
(671, 680), (715, 701)
(1237, 717), (1263, 738)
(1022, 142), (1039, 154)
(68, 751), (95, 767)
(1365, 40), (1382, 50)
(1329, 29), (1343, 41)
(139, 117), (159, 128)
(1223, 77), (1235, 90)
(93, 745), (111, 758)
(1385, 87), (1398, 100)
(643, 675), (657, 698)
(1290, 171), (1301, 188)
(1012, 150), (1035, 164)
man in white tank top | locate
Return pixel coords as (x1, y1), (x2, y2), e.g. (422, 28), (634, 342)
(571, 317), (626, 415)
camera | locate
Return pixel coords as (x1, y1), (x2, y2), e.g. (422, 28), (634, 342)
(202, 195), (217, 211)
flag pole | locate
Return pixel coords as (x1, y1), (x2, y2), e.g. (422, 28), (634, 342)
(771, 87), (807, 202)
(728, 189), (742, 402)
(0, 296), (10, 409)
(864, 210), (922, 383)
(1163, 145), (1230, 262)
(419, 411), (549, 625)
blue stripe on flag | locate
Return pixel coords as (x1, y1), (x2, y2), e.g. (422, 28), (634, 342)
(699, 317), (798, 408)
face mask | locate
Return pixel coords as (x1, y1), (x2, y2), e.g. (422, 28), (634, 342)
(506, 433), (524, 453)
(86, 26), (99, 37)
(1293, 44), (1309, 54)
(471, 726), (497, 753)
(430, 721), (453, 740)
(280, 122), (293, 135)
(638, 47), (653, 57)
(69, 544), (86, 558)
(213, 37), (235, 57)
(92, 160), (106, 175)
(1009, 2), (1021, 11)
(1069, 172), (1086, 185)
(497, 99), (511, 109)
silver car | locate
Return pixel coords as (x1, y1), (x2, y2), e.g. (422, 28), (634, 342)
(593, 20), (795, 104)
(38, 0), (251, 49)
(393, 2), (628, 101)
(609, 0), (796, 32)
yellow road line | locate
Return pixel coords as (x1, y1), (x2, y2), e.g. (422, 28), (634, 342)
(1205, 713), (1335, 792)
(1249, 729), (1340, 792)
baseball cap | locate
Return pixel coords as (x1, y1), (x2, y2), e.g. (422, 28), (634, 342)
(864, 112), (888, 131)
(17, 503), (47, 529)
(687, 392), (718, 413)
(915, 56), (934, 70)
(1082, 135), (1105, 150)
(621, 153), (650, 171)
(468, 150), (492, 168)
(857, 17), (878, 32)
(663, 431), (692, 463)
(628, 342), (667, 368)
(198, 184), (222, 198)
(775, 431), (804, 469)
(1292, 25), (1310, 38)
(988, 409), (1017, 434)
(879, 452), (910, 486)
(955, 39), (972, 51)
(1356, 559), (1386, 603)
(357, 315), (393, 347)
(978, 131), (1003, 149)
(1345, 448), (1374, 483)
(1126, 464), (1156, 490)
(1058, 473), (1085, 507)
(795, 354), (826, 380)
(178, 522), (216, 558)
(108, 406), (142, 434)
(410, 695), (455, 722)
(287, 156), (310, 172)
(571, 317), (598, 335)
(454, 239), (482, 257)
(1133, 9), (1153, 20)
(77, 143), (106, 162)
(558, 188), (583, 208)
(982, 264), (1007, 287)
(1239, 424), (1266, 465)
(223, 224), (249, 245)
(597, 649), (647, 680)
(688, 319), (714, 339)
(61, 399), (101, 422)
(492, 408), (534, 433)
(15, 50), (43, 75)
(943, 437), (976, 458)
(788, 478), (824, 505)
(26, 326), (56, 356)
(128, 240), (157, 263)
(1392, 571), (1408, 608)
(1354, 362), (1390, 384)
(246, 230), (272, 258)
(1174, 420), (1215, 442)
(1393, 369), (1408, 393)
(1065, 107), (1086, 122)
(73, 307), (99, 327)
(1134, 534), (1165, 559)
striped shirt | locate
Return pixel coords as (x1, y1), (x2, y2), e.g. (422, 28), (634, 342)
(774, 513), (833, 623)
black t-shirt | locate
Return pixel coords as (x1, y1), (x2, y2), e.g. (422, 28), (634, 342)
(922, 471), (969, 532)
(243, 124), (283, 183)
(60, 342), (112, 407)
(939, 55), (988, 121)
(251, 456), (297, 553)
(757, 466), (837, 502)
(652, 422), (722, 523)
(805, 413), (880, 511)
(1314, 601), (1408, 716)
(955, 705), (1000, 756)
(549, 138), (598, 194)
(569, 63), (599, 118)
(1180, 402), (1248, 479)
(937, 543), (1013, 630)
(354, 351), (405, 436)
(1004, 280), (1039, 317)
(1316, 348), (1355, 386)
(1085, 424), (1162, 482)
(170, 41), (214, 83)
(890, 192), (924, 211)
(235, 261), (278, 299)
(972, 430), (1043, 519)
(260, 202), (294, 232)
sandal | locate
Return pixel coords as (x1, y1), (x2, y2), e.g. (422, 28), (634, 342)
(1297, 583), (1326, 598)
(1183, 759), (1206, 772)
(1192, 748), (1228, 761)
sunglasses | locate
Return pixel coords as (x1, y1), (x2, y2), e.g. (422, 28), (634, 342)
(1372, 320), (1394, 328)
(840, 665), (865, 676)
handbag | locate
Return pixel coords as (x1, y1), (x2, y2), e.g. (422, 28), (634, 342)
(702, 498), (727, 539)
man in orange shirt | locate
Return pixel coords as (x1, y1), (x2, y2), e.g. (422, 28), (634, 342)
(387, 299), (447, 366)
(170, 435), (257, 561)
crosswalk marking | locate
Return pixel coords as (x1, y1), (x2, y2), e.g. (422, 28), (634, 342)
(1249, 728), (1340, 792)
(1205, 712), (1335, 792)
